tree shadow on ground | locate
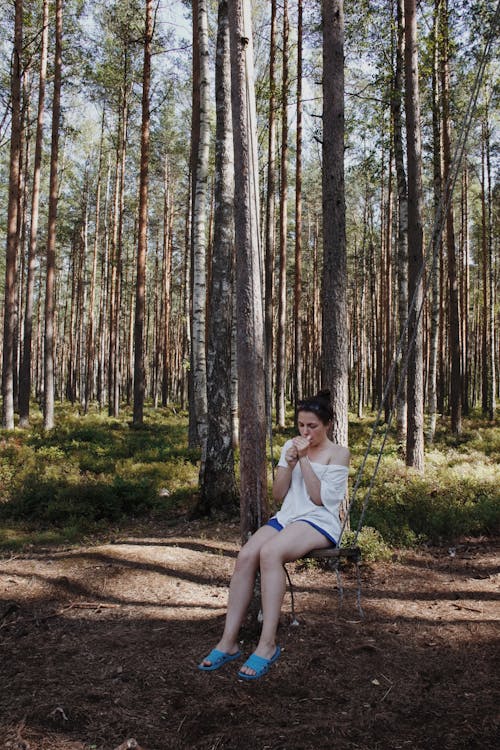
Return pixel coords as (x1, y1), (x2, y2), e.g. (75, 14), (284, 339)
(0, 531), (498, 750)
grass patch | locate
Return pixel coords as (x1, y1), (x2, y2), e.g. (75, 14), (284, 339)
(0, 404), (199, 546)
(348, 413), (500, 545)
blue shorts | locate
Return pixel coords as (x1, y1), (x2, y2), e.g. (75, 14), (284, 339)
(267, 517), (336, 546)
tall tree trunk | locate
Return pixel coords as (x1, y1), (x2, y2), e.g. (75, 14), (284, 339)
(2, 0), (23, 429)
(481, 114), (495, 419)
(43, 0), (63, 431)
(182, 181), (192, 412)
(485, 112), (496, 420)
(440, 0), (461, 434)
(460, 164), (470, 414)
(404, 0), (425, 470)
(133, 0), (153, 425)
(191, 0), (210, 450)
(188, 1), (200, 445)
(276, 0), (289, 428)
(19, 0), (48, 426)
(161, 158), (173, 407)
(84, 107), (105, 413)
(321, 0), (348, 446)
(393, 0), (408, 444)
(264, 0), (277, 431)
(108, 55), (129, 418)
(198, 0), (238, 516)
(97, 160), (111, 408)
(294, 0), (303, 406)
(228, 0), (269, 541)
(383, 148), (394, 424)
(427, 0), (442, 442)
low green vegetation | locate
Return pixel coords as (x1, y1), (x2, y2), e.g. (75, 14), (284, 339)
(0, 405), (498, 552)
(0, 404), (200, 549)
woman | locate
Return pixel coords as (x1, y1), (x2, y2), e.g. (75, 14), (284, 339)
(198, 390), (350, 680)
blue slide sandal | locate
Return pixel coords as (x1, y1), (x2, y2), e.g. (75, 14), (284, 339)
(237, 646), (281, 681)
(198, 648), (241, 671)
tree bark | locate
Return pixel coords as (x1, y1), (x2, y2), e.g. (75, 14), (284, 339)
(228, 0), (269, 541)
(321, 0), (348, 446)
(404, 0), (425, 470)
(191, 0), (210, 451)
(198, 0), (238, 516)
(276, 0), (289, 428)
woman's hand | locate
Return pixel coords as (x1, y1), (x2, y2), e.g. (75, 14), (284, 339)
(285, 443), (299, 468)
(292, 435), (311, 458)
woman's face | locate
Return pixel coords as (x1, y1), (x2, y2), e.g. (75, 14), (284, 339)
(297, 410), (329, 446)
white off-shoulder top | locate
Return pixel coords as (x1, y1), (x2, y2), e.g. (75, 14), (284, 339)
(273, 439), (349, 545)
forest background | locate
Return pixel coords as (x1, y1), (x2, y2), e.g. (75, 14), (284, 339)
(0, 0), (498, 548)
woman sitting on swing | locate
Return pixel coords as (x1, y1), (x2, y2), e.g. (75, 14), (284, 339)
(198, 389), (350, 680)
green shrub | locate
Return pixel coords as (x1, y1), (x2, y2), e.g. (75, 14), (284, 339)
(2, 473), (159, 526)
(352, 459), (500, 545)
(342, 526), (392, 562)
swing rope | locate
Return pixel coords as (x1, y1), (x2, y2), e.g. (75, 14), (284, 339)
(337, 0), (500, 552)
(292, 3), (500, 621)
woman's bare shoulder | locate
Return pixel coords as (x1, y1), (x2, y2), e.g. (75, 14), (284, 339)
(328, 443), (350, 466)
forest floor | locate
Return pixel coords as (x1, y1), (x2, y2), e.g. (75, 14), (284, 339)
(0, 519), (498, 750)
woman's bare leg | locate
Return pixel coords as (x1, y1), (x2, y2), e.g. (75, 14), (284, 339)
(200, 524), (279, 666)
(239, 522), (331, 676)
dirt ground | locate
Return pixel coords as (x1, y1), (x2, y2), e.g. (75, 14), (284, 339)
(0, 520), (498, 750)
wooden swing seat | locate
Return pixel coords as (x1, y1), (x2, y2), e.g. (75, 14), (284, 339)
(306, 545), (361, 563)
(284, 545), (364, 622)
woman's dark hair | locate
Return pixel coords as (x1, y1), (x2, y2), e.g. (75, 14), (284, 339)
(296, 389), (333, 425)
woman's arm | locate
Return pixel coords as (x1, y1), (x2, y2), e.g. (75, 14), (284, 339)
(272, 442), (298, 501)
(297, 455), (322, 505)
(292, 436), (323, 505)
(272, 466), (293, 502)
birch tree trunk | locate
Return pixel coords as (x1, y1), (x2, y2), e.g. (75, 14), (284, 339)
(2, 0), (23, 429)
(294, 0), (303, 405)
(276, 0), (289, 428)
(404, 0), (425, 470)
(321, 0), (348, 446)
(133, 0), (153, 426)
(108, 55), (129, 418)
(191, 0), (210, 450)
(43, 0), (63, 431)
(228, 0), (269, 540)
(198, 0), (238, 516)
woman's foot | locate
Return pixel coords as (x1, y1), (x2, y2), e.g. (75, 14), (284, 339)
(238, 643), (279, 677)
(198, 641), (240, 670)
(237, 644), (281, 680)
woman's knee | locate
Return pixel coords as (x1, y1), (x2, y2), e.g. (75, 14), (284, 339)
(259, 539), (285, 569)
(234, 543), (260, 573)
